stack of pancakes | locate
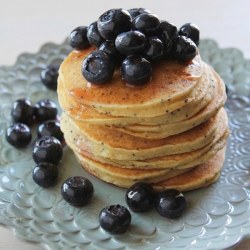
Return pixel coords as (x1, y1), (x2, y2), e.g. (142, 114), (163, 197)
(58, 46), (229, 192)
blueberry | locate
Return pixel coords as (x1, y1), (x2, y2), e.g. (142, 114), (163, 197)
(171, 35), (197, 62)
(131, 13), (160, 36)
(32, 162), (58, 188)
(179, 23), (200, 46)
(127, 8), (151, 20)
(32, 136), (63, 165)
(99, 204), (131, 234)
(87, 21), (105, 48)
(154, 189), (187, 219)
(34, 99), (58, 122)
(144, 37), (163, 62)
(115, 31), (147, 56)
(157, 20), (177, 58)
(99, 40), (123, 63)
(37, 120), (64, 142)
(61, 176), (94, 206)
(6, 123), (32, 148)
(11, 99), (34, 124)
(68, 26), (90, 50)
(97, 9), (132, 40)
(82, 50), (115, 84)
(40, 64), (60, 91)
(125, 182), (154, 212)
(120, 55), (152, 85)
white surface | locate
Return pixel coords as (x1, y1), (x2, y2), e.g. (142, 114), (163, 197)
(0, 0), (250, 249)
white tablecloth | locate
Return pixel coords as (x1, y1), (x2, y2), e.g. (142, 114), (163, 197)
(0, 0), (250, 249)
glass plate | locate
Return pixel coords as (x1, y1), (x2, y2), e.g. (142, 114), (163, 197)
(0, 39), (250, 250)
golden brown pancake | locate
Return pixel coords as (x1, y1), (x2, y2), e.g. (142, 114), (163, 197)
(57, 43), (229, 191)
(113, 74), (226, 139)
(60, 108), (222, 161)
(62, 109), (228, 170)
(152, 146), (226, 192)
(59, 46), (205, 117)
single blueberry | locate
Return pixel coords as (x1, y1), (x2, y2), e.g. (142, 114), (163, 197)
(82, 50), (115, 84)
(37, 120), (64, 142)
(61, 176), (94, 206)
(127, 8), (151, 20)
(99, 204), (131, 234)
(40, 64), (60, 91)
(99, 40), (123, 63)
(144, 36), (163, 62)
(179, 23), (200, 46)
(87, 21), (105, 48)
(11, 99), (34, 124)
(6, 123), (32, 148)
(32, 136), (63, 166)
(115, 30), (147, 56)
(68, 26), (90, 50)
(125, 182), (155, 212)
(171, 35), (197, 62)
(97, 9), (132, 40)
(32, 162), (58, 188)
(120, 55), (152, 85)
(131, 13), (160, 36)
(154, 189), (187, 219)
(157, 20), (177, 58)
(34, 99), (58, 122)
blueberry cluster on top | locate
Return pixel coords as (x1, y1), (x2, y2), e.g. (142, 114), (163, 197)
(68, 8), (200, 85)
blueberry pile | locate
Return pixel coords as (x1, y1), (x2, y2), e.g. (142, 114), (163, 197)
(6, 96), (64, 188)
(68, 8), (199, 85)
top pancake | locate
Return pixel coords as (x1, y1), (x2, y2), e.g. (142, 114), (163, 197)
(59, 46), (204, 117)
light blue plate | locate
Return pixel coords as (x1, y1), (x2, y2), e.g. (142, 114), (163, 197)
(0, 39), (250, 250)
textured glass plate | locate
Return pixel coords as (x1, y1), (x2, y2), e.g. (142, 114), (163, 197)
(0, 39), (250, 250)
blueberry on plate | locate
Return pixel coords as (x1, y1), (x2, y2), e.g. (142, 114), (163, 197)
(125, 182), (155, 212)
(179, 23), (200, 46)
(131, 13), (160, 36)
(32, 162), (58, 188)
(154, 189), (187, 219)
(99, 204), (131, 234)
(170, 35), (197, 62)
(144, 36), (163, 62)
(97, 9), (132, 40)
(120, 55), (152, 85)
(37, 120), (64, 142)
(34, 99), (58, 122)
(115, 30), (147, 56)
(82, 50), (115, 84)
(11, 99), (34, 124)
(61, 176), (94, 206)
(87, 21), (105, 48)
(32, 135), (63, 165)
(40, 64), (60, 91)
(127, 8), (151, 20)
(68, 26), (90, 50)
(6, 123), (32, 148)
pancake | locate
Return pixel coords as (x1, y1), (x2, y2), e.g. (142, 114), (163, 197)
(62, 107), (228, 169)
(70, 144), (226, 190)
(60, 107), (223, 161)
(58, 72), (212, 126)
(113, 73), (226, 139)
(152, 146), (226, 192)
(59, 46), (205, 117)
(57, 40), (229, 191)
(72, 150), (193, 187)
(63, 119), (229, 170)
